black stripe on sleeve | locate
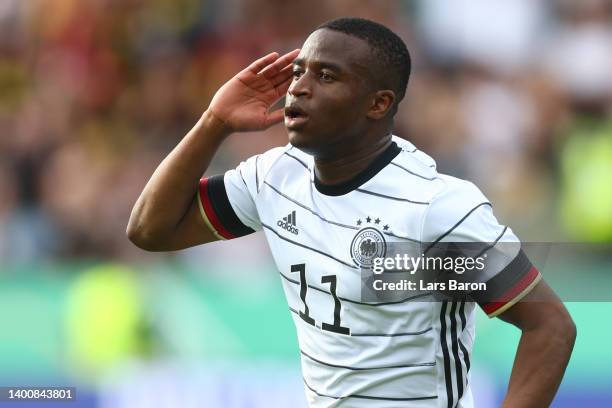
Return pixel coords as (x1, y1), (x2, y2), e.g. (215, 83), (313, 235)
(470, 249), (534, 305)
(206, 175), (255, 238)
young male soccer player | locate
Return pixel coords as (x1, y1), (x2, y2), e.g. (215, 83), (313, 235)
(127, 18), (575, 408)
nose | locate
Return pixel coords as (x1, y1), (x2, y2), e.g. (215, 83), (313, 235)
(288, 72), (311, 98)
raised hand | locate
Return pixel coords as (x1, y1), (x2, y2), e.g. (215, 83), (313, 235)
(208, 49), (300, 132)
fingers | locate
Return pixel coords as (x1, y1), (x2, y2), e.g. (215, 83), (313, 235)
(263, 107), (286, 128)
(259, 49), (300, 79)
(263, 77), (295, 127)
(271, 64), (294, 87)
(245, 52), (280, 74)
(274, 75), (293, 98)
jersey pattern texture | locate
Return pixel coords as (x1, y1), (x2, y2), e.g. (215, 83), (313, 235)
(198, 135), (540, 408)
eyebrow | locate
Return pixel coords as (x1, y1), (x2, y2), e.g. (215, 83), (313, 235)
(293, 58), (343, 72)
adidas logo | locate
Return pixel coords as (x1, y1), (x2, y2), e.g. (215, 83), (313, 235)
(277, 210), (299, 235)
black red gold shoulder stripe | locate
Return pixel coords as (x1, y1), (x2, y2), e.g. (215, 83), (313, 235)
(198, 175), (255, 240)
(481, 265), (541, 317)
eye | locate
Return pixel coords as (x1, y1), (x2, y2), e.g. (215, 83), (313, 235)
(320, 72), (334, 82)
(292, 70), (303, 79)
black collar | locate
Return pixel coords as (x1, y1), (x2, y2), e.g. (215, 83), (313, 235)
(314, 141), (401, 196)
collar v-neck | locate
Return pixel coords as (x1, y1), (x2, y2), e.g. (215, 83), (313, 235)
(313, 141), (401, 196)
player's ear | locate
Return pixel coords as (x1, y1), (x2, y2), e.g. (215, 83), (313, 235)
(366, 90), (395, 120)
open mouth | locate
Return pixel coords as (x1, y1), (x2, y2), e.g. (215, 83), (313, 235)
(285, 106), (308, 119)
(284, 106), (309, 128)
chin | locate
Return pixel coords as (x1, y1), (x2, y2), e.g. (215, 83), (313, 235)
(286, 134), (315, 156)
(288, 129), (336, 157)
(287, 130), (308, 148)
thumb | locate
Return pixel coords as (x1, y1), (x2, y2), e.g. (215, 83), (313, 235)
(262, 108), (285, 128)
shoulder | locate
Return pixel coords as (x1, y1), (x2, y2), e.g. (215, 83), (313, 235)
(255, 144), (294, 172)
(420, 173), (496, 242)
(237, 144), (312, 193)
(237, 144), (293, 181)
(388, 136), (488, 208)
(424, 174), (491, 228)
(392, 135), (438, 170)
(257, 144), (313, 173)
(432, 174), (489, 208)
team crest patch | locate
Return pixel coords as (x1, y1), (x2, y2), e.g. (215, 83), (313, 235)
(350, 227), (387, 269)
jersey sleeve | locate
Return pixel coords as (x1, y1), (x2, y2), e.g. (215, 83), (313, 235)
(421, 178), (541, 317)
(197, 147), (286, 240)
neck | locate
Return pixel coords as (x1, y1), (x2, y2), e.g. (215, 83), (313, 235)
(314, 133), (393, 186)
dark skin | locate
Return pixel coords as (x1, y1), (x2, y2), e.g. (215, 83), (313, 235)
(127, 28), (575, 407)
(285, 29), (396, 185)
(498, 282), (576, 407)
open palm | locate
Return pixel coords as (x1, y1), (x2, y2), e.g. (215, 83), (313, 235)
(208, 49), (300, 132)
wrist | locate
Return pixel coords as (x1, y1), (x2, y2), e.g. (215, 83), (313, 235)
(199, 109), (233, 141)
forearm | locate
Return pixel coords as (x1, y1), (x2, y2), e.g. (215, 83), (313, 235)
(127, 110), (229, 243)
(501, 320), (576, 407)
(127, 49), (296, 250)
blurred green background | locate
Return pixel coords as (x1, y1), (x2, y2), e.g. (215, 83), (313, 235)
(1, 0), (611, 406)
(1, 256), (611, 407)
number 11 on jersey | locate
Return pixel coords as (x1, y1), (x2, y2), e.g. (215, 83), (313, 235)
(291, 263), (351, 335)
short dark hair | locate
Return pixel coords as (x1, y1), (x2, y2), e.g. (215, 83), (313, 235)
(317, 17), (411, 113)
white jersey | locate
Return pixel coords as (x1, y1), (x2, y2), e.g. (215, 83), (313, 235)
(198, 135), (541, 408)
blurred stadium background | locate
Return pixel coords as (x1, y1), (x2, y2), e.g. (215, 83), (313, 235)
(1, 0), (611, 407)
